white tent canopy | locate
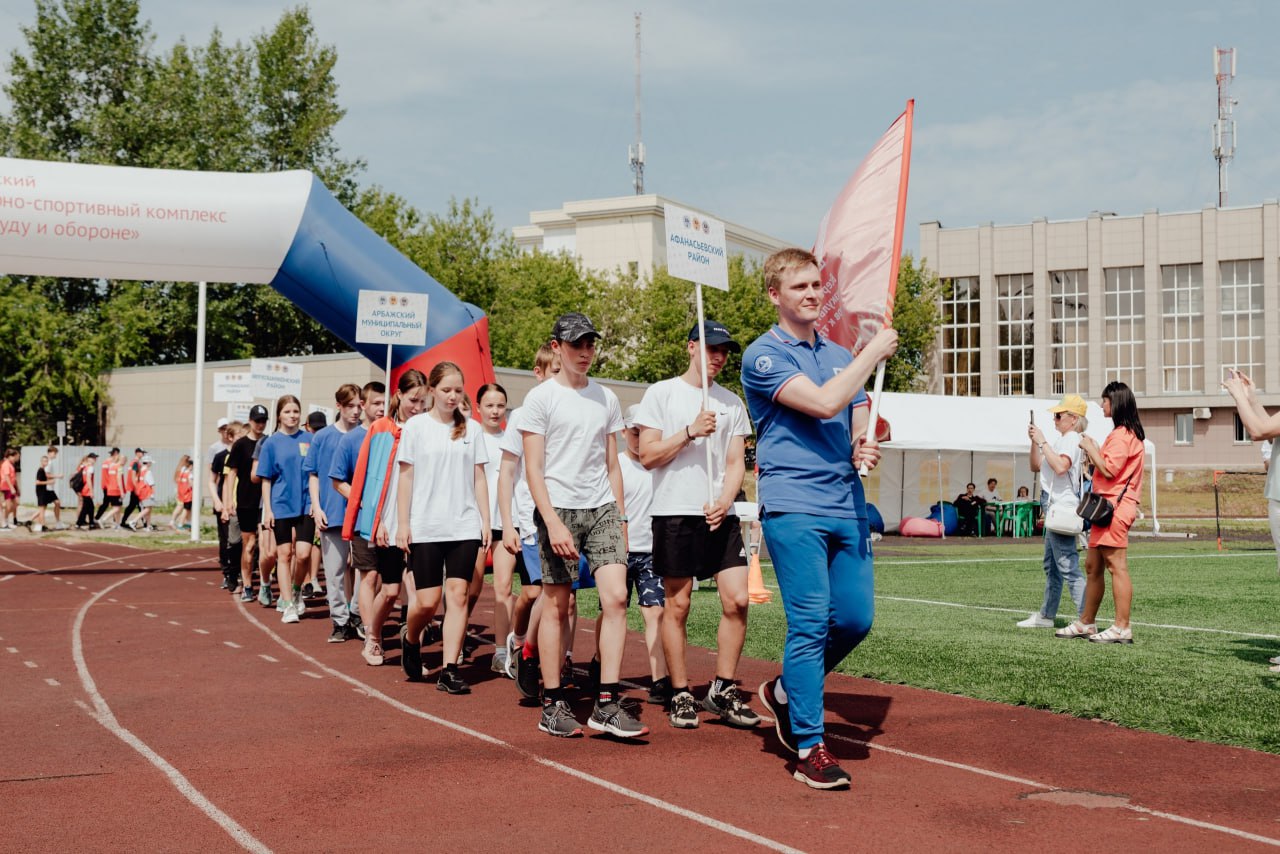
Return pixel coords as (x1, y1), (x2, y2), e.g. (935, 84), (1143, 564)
(865, 392), (1117, 532)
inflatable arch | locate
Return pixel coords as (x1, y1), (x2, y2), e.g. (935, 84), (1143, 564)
(0, 156), (495, 389)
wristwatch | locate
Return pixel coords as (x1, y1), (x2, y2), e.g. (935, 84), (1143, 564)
(619, 515), (629, 523)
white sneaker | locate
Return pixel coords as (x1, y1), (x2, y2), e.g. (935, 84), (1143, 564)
(31, 524), (43, 533)
(276, 598), (288, 613)
(295, 598), (306, 616)
(1269, 655), (1280, 665)
(281, 602), (299, 624)
(1016, 613), (1055, 628)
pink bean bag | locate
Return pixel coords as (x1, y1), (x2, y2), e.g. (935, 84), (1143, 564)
(899, 516), (944, 538)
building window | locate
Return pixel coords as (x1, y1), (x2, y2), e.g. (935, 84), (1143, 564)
(1234, 412), (1251, 443)
(1049, 270), (1088, 397)
(996, 274), (1034, 395)
(1175, 412), (1194, 445)
(1161, 263), (1204, 393)
(1219, 259), (1265, 390)
(940, 276), (980, 395)
(1104, 267), (1145, 394)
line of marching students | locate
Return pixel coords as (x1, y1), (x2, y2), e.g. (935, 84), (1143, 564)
(215, 312), (773, 749)
(18, 445), (174, 533)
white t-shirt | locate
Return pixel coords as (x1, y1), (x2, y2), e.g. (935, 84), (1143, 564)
(633, 377), (752, 516)
(481, 427), (504, 531)
(399, 414), (488, 542)
(981, 487), (1002, 503)
(500, 407), (536, 538)
(520, 378), (623, 510)
(1039, 431), (1083, 507)
(618, 452), (654, 553)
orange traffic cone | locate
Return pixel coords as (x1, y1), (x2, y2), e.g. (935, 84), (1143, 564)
(747, 552), (772, 604)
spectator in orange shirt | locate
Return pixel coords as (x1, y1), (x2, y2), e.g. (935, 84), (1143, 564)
(0, 448), (19, 529)
(95, 448), (125, 529)
(75, 452), (98, 530)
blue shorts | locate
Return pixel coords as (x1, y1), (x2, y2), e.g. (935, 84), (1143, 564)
(519, 536), (543, 585)
(572, 554), (595, 590)
(626, 552), (664, 608)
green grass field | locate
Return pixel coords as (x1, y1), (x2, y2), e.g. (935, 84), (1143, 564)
(595, 536), (1280, 755)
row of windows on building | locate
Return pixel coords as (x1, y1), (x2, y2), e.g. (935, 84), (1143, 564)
(940, 260), (1266, 398)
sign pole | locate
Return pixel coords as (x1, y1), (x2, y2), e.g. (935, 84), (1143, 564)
(189, 280), (207, 543)
(385, 344), (393, 387)
(693, 283), (715, 507)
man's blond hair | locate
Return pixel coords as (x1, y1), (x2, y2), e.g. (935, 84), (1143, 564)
(763, 247), (820, 292)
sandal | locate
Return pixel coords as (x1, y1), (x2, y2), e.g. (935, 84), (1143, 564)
(1054, 620), (1097, 639)
(1088, 625), (1134, 644)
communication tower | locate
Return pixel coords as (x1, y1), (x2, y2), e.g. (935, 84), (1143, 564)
(628, 12), (645, 195)
(1213, 46), (1237, 207)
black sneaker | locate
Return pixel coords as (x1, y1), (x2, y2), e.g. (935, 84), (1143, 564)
(400, 627), (423, 681)
(349, 614), (366, 640)
(301, 582), (315, 598)
(589, 696), (649, 738)
(539, 700), (584, 738)
(462, 632), (481, 660)
(219, 579), (231, 590)
(647, 677), (672, 706)
(583, 657), (600, 693)
(792, 744), (851, 790)
(669, 690), (700, 729)
(759, 678), (797, 755)
(515, 651), (541, 700)
(342, 622), (361, 641)
(421, 620), (442, 647)
(701, 684), (761, 728)
(437, 668), (471, 695)
(327, 621), (348, 644)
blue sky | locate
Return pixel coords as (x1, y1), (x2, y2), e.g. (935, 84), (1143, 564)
(2, 0), (1278, 256)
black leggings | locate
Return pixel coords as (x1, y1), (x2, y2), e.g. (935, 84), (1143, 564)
(120, 493), (141, 525)
(76, 495), (95, 527)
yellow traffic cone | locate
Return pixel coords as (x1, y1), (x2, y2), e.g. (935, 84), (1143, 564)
(747, 552), (771, 604)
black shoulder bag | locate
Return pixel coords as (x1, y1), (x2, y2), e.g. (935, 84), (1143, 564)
(1076, 476), (1131, 527)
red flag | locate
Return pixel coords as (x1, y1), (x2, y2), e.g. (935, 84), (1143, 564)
(814, 100), (914, 355)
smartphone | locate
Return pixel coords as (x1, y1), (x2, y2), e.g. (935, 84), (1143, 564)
(1029, 408), (1034, 425)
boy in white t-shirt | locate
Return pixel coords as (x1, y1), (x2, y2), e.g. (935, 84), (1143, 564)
(522, 313), (647, 739)
(618, 404), (668, 705)
(1022, 394), (1087, 628)
(635, 320), (758, 731)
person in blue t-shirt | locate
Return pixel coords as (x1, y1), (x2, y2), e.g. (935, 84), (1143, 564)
(740, 247), (898, 791)
(258, 394), (315, 625)
(329, 381), (385, 642)
(306, 383), (365, 643)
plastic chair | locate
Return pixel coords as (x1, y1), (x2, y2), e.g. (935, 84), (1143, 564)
(1013, 502), (1035, 537)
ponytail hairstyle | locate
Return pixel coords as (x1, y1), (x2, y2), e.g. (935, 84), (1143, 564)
(475, 382), (507, 406)
(389, 369), (428, 421)
(1101, 380), (1145, 442)
(275, 394), (302, 431)
(428, 361), (468, 440)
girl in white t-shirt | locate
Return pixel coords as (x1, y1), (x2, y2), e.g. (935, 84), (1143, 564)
(473, 382), (517, 676)
(396, 362), (491, 694)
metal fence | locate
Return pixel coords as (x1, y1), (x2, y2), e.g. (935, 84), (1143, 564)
(19, 446), (198, 508)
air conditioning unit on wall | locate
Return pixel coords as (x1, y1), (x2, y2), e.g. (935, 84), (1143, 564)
(1192, 407), (1212, 420)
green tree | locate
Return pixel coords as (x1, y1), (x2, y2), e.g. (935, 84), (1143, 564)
(884, 253), (942, 392)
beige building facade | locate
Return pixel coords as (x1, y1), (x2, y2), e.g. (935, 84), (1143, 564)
(920, 203), (1280, 469)
(513, 194), (788, 279)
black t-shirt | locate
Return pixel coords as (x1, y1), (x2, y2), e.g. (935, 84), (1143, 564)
(210, 448), (230, 495)
(35, 467), (51, 500)
(226, 436), (261, 509)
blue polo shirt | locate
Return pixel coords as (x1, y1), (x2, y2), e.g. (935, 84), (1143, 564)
(303, 424), (349, 530)
(329, 423), (367, 488)
(256, 429), (312, 519)
(741, 325), (868, 519)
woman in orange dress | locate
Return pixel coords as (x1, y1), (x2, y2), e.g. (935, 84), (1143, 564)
(1055, 381), (1145, 644)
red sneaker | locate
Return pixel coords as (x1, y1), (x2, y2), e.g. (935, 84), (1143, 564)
(793, 744), (851, 790)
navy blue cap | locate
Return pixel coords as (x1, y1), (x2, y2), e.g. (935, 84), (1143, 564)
(688, 320), (741, 353)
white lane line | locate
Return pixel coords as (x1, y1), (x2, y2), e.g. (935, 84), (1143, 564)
(300, 671), (322, 679)
(5, 646), (17, 654)
(125, 605), (137, 610)
(0, 553), (38, 571)
(107, 598), (117, 603)
(874, 551), (1262, 567)
(821, 730), (1280, 848)
(193, 629), (210, 635)
(71, 575), (270, 854)
(23, 660), (37, 668)
(877, 595), (1280, 640)
(45, 678), (60, 687)
(206, 581), (214, 586)
(235, 603), (803, 854)
(52, 576), (62, 581)
(0, 574), (13, 582)
(144, 613), (157, 618)
(168, 621), (182, 626)
(77, 585), (87, 590)
(223, 641), (242, 649)
(258, 654), (278, 663)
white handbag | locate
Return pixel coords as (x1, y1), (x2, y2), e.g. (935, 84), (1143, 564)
(1044, 452), (1084, 535)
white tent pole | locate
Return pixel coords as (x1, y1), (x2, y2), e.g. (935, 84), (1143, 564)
(1147, 439), (1160, 534)
(189, 281), (207, 544)
(694, 283), (714, 507)
(937, 449), (945, 540)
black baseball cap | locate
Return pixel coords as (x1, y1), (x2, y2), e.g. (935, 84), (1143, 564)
(87, 452), (99, 458)
(248, 405), (269, 422)
(688, 319), (741, 353)
(307, 411), (328, 431)
(551, 312), (601, 343)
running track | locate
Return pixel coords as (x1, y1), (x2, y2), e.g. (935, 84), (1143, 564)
(3, 540), (1279, 852)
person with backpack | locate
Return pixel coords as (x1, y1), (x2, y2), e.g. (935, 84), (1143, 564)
(72, 453), (98, 530)
(120, 449), (146, 529)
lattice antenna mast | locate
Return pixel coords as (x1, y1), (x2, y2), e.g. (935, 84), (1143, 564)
(628, 12), (645, 195)
(1213, 46), (1237, 208)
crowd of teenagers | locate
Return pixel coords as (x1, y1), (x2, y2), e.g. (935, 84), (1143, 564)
(196, 247), (899, 789)
(0, 445), (191, 533)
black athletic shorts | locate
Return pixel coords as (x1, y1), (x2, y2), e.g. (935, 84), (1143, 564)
(37, 488), (55, 507)
(409, 539), (481, 588)
(272, 514), (316, 545)
(101, 495), (123, 507)
(350, 536), (376, 575)
(237, 506), (261, 534)
(375, 544), (406, 585)
(652, 515), (746, 580)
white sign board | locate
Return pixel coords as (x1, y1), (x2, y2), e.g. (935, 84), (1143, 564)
(227, 402), (252, 423)
(250, 358), (303, 400)
(664, 203), (728, 290)
(213, 371), (252, 403)
(356, 290), (429, 347)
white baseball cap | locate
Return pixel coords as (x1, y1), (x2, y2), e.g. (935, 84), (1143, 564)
(216, 417), (230, 429)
